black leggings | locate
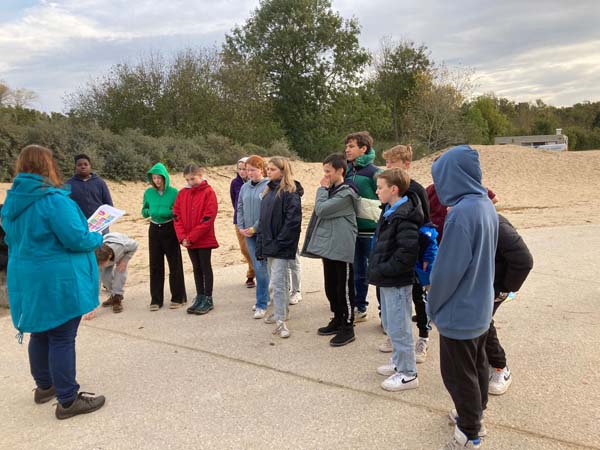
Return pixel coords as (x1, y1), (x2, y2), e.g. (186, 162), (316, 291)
(187, 248), (213, 297)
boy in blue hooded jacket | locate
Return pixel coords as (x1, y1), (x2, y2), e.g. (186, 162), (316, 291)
(427, 145), (498, 449)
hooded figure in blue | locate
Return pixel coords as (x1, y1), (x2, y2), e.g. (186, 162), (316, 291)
(2, 161), (103, 334)
(427, 145), (499, 446)
(427, 145), (499, 340)
(2, 145), (106, 417)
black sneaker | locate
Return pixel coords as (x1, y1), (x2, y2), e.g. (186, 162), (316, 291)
(194, 296), (214, 315)
(317, 318), (340, 336)
(330, 325), (355, 347)
(187, 295), (204, 314)
(55, 392), (106, 420)
(34, 386), (56, 404)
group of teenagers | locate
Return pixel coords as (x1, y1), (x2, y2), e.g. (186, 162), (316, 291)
(1, 132), (533, 449)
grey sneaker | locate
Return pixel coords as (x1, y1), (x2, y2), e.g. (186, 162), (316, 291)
(264, 313), (276, 324)
(439, 426), (481, 449)
(55, 392), (106, 420)
(415, 337), (429, 363)
(378, 336), (393, 353)
(33, 386), (56, 404)
(449, 408), (487, 437)
(273, 320), (290, 338)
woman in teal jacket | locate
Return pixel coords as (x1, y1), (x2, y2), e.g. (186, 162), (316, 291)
(1, 145), (106, 420)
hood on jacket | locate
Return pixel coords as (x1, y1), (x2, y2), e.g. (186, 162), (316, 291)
(353, 147), (376, 168)
(2, 173), (64, 221)
(294, 180), (305, 197)
(431, 145), (486, 207)
(147, 163), (171, 189)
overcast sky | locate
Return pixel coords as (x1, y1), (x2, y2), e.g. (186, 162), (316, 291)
(1, 0), (599, 112)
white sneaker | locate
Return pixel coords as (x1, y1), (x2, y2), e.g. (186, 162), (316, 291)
(378, 336), (393, 353)
(448, 409), (487, 437)
(439, 426), (481, 450)
(289, 292), (302, 305)
(381, 372), (419, 392)
(376, 359), (396, 376)
(253, 308), (266, 319)
(489, 366), (512, 395)
(264, 313), (276, 324)
(415, 337), (429, 363)
(273, 320), (290, 338)
(354, 308), (368, 323)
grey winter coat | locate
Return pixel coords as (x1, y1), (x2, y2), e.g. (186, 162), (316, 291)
(301, 183), (358, 263)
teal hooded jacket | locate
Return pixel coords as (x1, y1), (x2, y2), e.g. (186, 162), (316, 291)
(1, 173), (103, 334)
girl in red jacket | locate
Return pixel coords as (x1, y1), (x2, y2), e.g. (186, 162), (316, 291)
(173, 164), (219, 315)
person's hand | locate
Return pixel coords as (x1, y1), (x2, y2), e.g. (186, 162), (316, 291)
(423, 284), (430, 293)
(182, 239), (190, 248)
(320, 176), (330, 188)
(117, 260), (128, 272)
(239, 228), (250, 237)
(83, 308), (98, 321)
(422, 261), (429, 271)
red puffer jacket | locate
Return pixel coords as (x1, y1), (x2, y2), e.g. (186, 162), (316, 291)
(173, 181), (219, 249)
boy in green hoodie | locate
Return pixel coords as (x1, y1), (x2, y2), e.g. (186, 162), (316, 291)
(142, 163), (187, 311)
(344, 131), (381, 322)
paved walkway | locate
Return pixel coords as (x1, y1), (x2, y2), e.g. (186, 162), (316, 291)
(2, 224), (599, 449)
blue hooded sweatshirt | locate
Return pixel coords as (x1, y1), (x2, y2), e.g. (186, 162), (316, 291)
(426, 145), (498, 340)
(1, 173), (103, 334)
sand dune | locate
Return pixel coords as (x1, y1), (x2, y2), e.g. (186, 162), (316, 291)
(1, 145), (599, 288)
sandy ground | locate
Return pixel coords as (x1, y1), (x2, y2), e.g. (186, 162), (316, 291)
(1, 144), (599, 290)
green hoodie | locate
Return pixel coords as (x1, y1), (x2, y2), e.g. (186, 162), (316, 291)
(345, 148), (382, 233)
(141, 163), (179, 223)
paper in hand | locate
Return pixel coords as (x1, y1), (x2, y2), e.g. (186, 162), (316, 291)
(87, 205), (125, 233)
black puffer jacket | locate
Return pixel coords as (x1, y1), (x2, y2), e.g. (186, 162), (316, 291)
(256, 180), (302, 260)
(494, 214), (533, 296)
(368, 191), (423, 287)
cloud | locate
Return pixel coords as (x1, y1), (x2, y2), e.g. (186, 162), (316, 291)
(1, 0), (599, 111)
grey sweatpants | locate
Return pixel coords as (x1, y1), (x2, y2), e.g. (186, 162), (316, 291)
(101, 262), (128, 296)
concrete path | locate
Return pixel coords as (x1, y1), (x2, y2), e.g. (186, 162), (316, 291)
(2, 224), (599, 450)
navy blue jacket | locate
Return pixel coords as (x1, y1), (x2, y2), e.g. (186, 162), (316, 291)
(256, 180), (302, 260)
(65, 173), (113, 218)
(427, 145), (499, 340)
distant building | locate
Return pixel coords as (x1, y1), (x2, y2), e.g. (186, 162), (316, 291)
(494, 129), (568, 151)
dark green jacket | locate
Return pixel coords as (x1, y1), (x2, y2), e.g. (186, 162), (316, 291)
(345, 148), (381, 233)
(141, 163), (178, 223)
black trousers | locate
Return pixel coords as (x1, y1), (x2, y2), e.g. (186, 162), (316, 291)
(322, 259), (355, 325)
(412, 282), (430, 338)
(486, 300), (506, 369)
(440, 333), (489, 441)
(149, 221), (186, 306)
(187, 248), (213, 297)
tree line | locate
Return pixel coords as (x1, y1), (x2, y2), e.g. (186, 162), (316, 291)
(1, 0), (599, 181)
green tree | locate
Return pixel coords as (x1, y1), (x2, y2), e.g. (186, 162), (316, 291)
(223, 0), (370, 158)
(373, 37), (431, 142)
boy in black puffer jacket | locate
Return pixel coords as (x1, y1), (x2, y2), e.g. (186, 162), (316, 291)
(368, 168), (423, 392)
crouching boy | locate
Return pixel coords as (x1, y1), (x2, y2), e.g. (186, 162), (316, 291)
(95, 232), (139, 313)
(302, 154), (359, 347)
(369, 168), (423, 391)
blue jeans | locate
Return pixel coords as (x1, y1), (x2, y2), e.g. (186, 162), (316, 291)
(29, 316), (81, 405)
(268, 258), (290, 322)
(245, 236), (270, 310)
(380, 285), (417, 376)
(353, 235), (372, 311)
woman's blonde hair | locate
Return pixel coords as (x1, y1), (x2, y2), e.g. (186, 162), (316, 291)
(15, 145), (63, 187)
(265, 156), (296, 197)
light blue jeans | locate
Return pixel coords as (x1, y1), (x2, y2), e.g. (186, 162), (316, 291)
(245, 236), (270, 310)
(268, 258), (290, 322)
(380, 285), (417, 376)
(288, 252), (301, 294)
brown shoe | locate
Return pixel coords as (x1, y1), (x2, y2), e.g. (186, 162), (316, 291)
(55, 392), (106, 420)
(101, 297), (113, 307)
(111, 295), (123, 313)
